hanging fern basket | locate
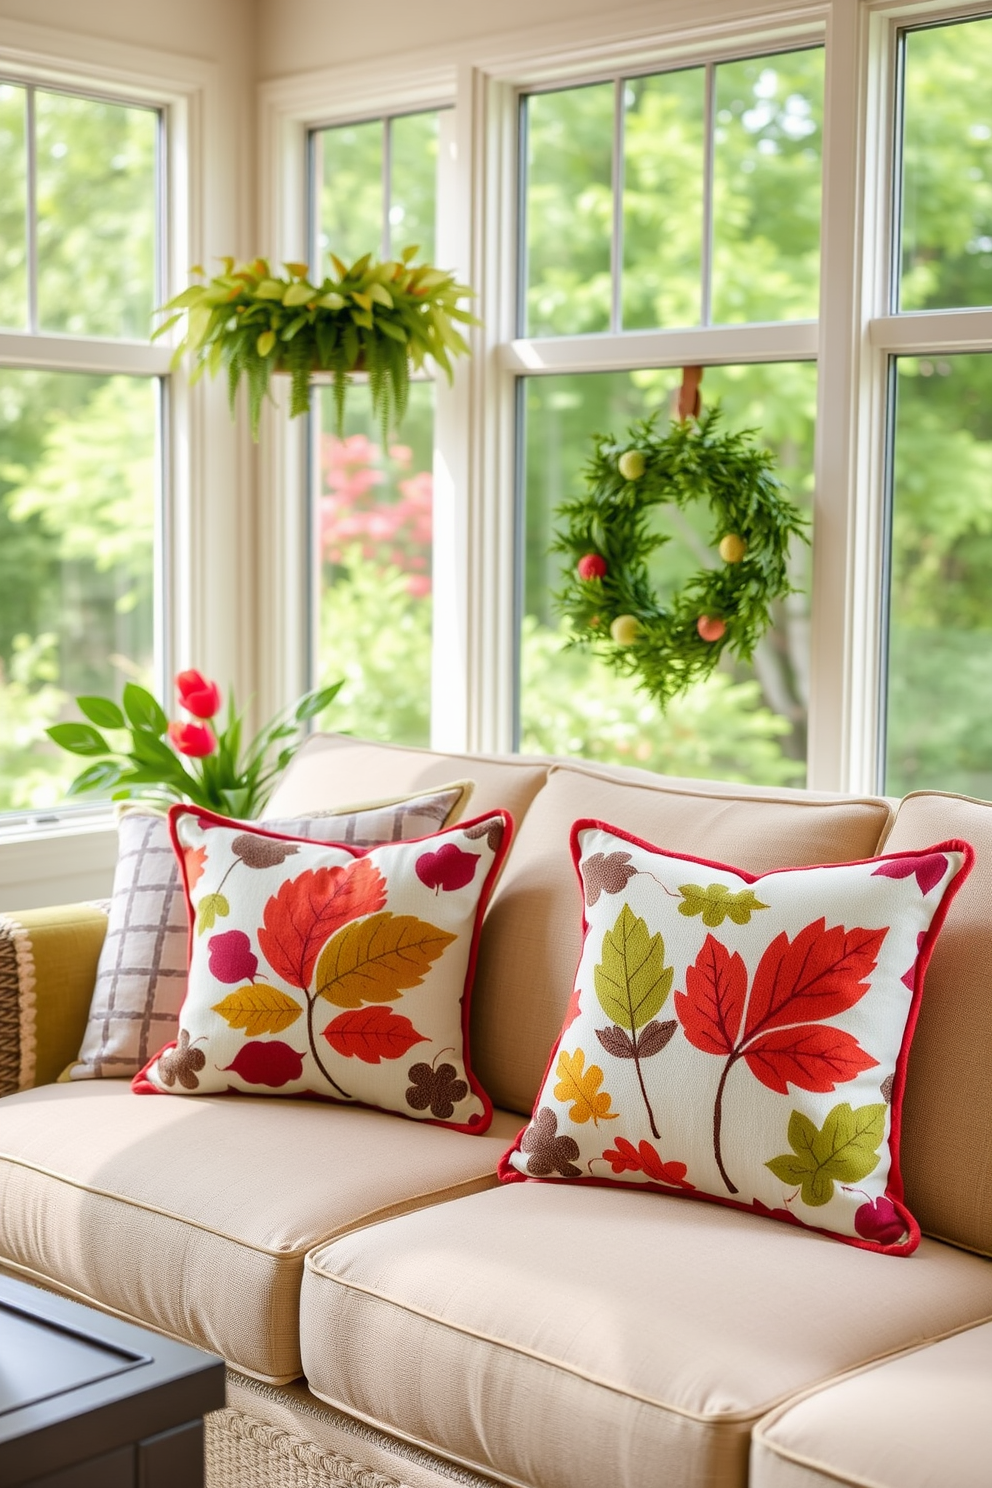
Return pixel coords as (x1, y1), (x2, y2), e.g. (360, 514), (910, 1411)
(153, 249), (478, 441)
(553, 403), (808, 710)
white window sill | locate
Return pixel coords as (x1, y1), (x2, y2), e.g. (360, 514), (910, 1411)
(0, 813), (119, 912)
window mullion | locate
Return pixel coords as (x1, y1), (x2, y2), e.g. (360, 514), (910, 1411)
(610, 75), (623, 335)
(383, 113), (392, 260)
(701, 61), (716, 328)
(25, 84), (37, 335)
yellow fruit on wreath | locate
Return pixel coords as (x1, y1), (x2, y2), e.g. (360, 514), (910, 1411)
(618, 450), (645, 481)
(719, 533), (747, 564)
(610, 615), (641, 646)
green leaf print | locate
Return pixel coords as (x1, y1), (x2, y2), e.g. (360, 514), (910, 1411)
(677, 883), (769, 927)
(595, 903), (673, 1031)
(594, 903), (674, 1138)
(196, 893), (230, 935)
(766, 1102), (887, 1208)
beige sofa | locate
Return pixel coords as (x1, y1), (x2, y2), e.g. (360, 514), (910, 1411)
(1, 733), (991, 1488)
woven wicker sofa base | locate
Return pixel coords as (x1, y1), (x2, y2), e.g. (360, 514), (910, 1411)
(210, 1372), (508, 1488)
(206, 1408), (400, 1488)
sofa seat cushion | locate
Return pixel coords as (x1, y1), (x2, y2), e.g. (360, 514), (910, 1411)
(0, 1082), (520, 1383)
(299, 1184), (992, 1488)
(751, 1319), (992, 1488)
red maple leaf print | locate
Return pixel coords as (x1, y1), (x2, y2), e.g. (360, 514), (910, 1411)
(677, 934), (747, 1056)
(675, 917), (885, 1194)
(743, 920), (886, 1038)
(742, 1024), (877, 1095)
(258, 857), (387, 989)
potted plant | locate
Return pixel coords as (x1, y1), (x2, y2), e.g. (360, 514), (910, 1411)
(47, 669), (343, 817)
(154, 249), (477, 439)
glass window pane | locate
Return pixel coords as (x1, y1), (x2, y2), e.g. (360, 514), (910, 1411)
(36, 92), (157, 340)
(900, 19), (992, 312)
(318, 119), (384, 270)
(0, 84), (27, 330)
(524, 83), (613, 337)
(0, 371), (158, 813)
(520, 364), (815, 784)
(622, 68), (705, 331)
(315, 380), (434, 746)
(389, 111), (441, 263)
(712, 48), (823, 324)
(885, 354), (992, 795)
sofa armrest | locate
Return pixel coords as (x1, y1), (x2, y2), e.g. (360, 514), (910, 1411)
(0, 903), (108, 1093)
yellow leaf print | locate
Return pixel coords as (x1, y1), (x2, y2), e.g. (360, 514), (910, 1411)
(554, 1048), (619, 1126)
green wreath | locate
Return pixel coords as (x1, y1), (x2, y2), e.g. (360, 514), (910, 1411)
(552, 406), (808, 708)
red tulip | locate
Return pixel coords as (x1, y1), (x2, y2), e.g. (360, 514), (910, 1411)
(168, 720), (216, 758)
(176, 669), (221, 719)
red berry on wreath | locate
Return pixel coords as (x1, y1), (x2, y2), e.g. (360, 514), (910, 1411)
(697, 615), (726, 643)
(577, 553), (607, 581)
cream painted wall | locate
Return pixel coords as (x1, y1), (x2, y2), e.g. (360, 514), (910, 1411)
(255, 0), (823, 81)
(0, 0), (252, 64)
(256, 0), (610, 78)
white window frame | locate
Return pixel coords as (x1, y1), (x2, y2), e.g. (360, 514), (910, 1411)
(259, 0), (992, 797)
(0, 16), (249, 907)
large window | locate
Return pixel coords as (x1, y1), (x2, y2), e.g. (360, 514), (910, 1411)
(884, 16), (992, 794)
(516, 48), (822, 785)
(309, 110), (444, 747)
(0, 83), (163, 816)
(262, 0), (992, 800)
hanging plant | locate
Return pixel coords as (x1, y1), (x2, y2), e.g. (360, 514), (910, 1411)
(153, 248), (478, 440)
(552, 405), (808, 709)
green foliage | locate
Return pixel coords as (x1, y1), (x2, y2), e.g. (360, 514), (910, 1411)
(553, 406), (808, 707)
(900, 20), (992, 312)
(0, 634), (72, 812)
(525, 48), (823, 335)
(318, 544), (433, 746)
(518, 615), (805, 786)
(157, 250), (477, 441)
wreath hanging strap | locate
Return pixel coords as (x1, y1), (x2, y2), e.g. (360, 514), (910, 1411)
(552, 403), (808, 709)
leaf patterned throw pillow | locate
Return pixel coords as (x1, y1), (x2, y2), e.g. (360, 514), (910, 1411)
(68, 782), (474, 1081)
(499, 821), (973, 1254)
(133, 805), (511, 1131)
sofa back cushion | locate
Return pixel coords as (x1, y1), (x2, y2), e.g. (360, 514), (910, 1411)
(879, 790), (992, 1257)
(264, 734), (550, 827)
(471, 763), (894, 1115)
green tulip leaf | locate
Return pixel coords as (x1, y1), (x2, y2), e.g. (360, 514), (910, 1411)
(46, 722), (110, 757)
(67, 761), (123, 794)
(122, 683), (169, 735)
(294, 681), (343, 721)
(76, 696), (126, 730)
